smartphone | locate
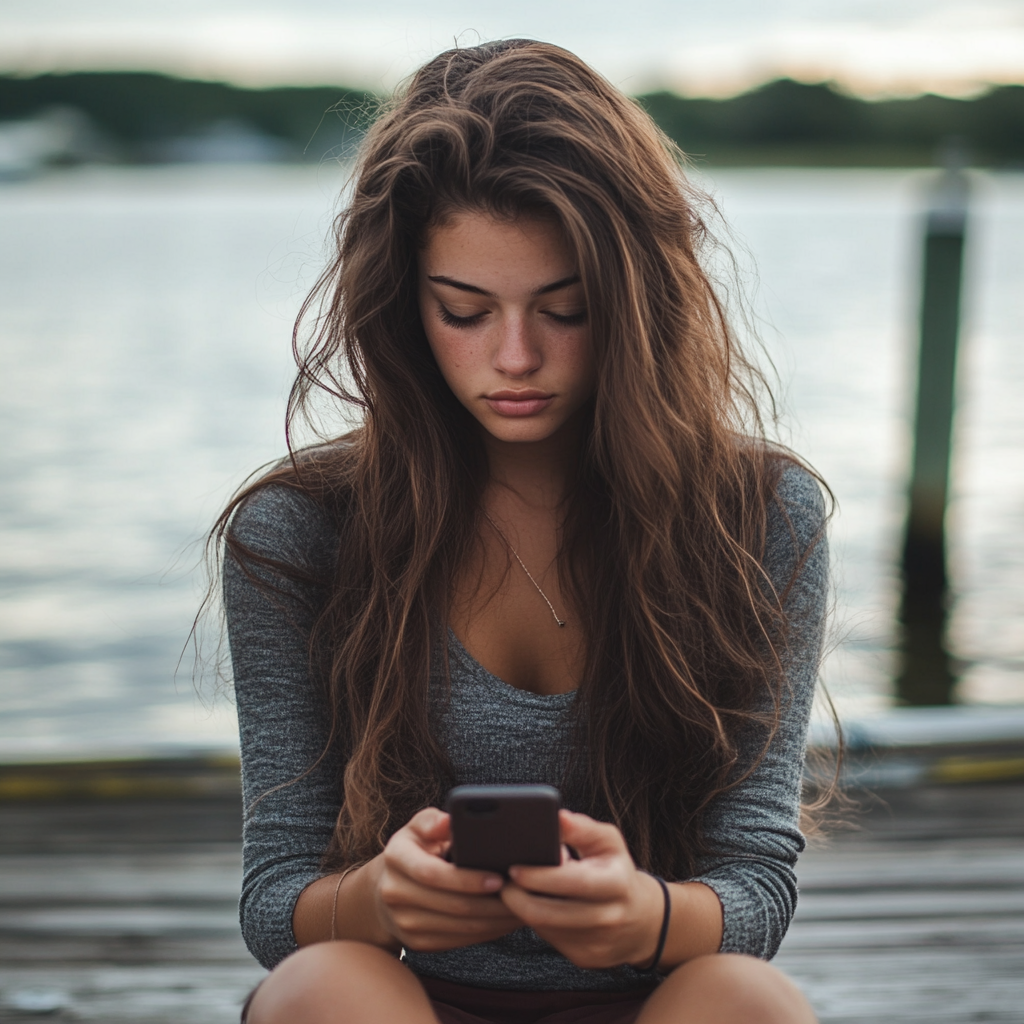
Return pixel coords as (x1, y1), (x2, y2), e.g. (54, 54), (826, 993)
(445, 784), (561, 876)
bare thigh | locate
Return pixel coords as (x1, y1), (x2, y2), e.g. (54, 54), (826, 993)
(244, 946), (816, 1024)
(245, 941), (439, 1024)
(637, 954), (818, 1024)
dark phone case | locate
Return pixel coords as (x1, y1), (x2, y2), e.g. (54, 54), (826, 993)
(445, 784), (561, 875)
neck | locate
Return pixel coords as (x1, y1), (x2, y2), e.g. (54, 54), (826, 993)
(482, 413), (585, 512)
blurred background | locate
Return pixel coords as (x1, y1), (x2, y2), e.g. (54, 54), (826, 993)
(3, 3), (1024, 1023)
(3, 0), (1024, 762)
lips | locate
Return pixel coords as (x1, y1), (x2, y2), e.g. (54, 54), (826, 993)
(484, 390), (554, 417)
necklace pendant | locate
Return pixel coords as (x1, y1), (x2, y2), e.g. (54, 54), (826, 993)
(557, 619), (566, 628)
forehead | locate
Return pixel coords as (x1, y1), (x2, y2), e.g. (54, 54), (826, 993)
(419, 210), (576, 282)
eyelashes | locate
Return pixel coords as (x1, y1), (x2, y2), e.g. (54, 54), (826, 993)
(546, 310), (587, 327)
(436, 306), (587, 329)
(438, 306), (485, 329)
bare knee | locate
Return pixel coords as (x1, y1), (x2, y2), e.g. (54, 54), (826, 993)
(247, 941), (435, 1024)
(642, 953), (817, 1024)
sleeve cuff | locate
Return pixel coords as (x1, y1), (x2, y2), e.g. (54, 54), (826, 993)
(241, 865), (324, 970)
(688, 873), (780, 961)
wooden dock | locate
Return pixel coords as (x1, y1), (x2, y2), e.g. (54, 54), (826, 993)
(776, 783), (1024, 1023)
(1, 761), (1023, 1023)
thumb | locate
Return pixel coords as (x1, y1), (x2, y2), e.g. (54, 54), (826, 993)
(409, 806), (452, 844)
(558, 809), (627, 859)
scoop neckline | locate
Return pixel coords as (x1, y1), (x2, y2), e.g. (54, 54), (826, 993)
(446, 627), (576, 705)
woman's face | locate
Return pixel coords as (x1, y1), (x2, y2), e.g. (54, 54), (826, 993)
(418, 210), (595, 446)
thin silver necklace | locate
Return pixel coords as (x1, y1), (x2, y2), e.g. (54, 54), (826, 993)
(483, 511), (566, 628)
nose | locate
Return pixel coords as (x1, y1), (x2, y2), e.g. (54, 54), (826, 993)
(492, 313), (542, 379)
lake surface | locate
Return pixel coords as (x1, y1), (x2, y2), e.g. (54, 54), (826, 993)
(1, 164), (1022, 760)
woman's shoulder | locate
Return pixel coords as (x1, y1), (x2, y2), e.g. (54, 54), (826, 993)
(770, 460), (827, 539)
(228, 455), (346, 574)
(232, 481), (333, 539)
(763, 457), (829, 593)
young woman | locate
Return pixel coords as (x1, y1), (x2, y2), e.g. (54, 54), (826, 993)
(220, 39), (828, 1024)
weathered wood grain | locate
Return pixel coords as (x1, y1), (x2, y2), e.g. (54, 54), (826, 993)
(774, 793), (1024, 1022)
(793, 838), (1024, 887)
(1, 785), (1023, 1022)
(0, 966), (264, 1024)
(773, 947), (1024, 1023)
(0, 850), (243, 901)
(0, 805), (257, 1022)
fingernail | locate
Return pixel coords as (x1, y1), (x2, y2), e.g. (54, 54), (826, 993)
(483, 876), (502, 891)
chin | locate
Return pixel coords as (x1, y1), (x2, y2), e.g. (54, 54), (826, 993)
(482, 417), (561, 445)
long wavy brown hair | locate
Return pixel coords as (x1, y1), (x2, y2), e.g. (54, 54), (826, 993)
(215, 39), (828, 880)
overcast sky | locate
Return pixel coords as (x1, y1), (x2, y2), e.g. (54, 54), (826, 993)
(3, 0), (1024, 97)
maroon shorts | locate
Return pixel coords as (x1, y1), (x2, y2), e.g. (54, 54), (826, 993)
(421, 976), (650, 1024)
(240, 973), (652, 1023)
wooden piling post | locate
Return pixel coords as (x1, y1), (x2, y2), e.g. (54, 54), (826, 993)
(896, 167), (969, 705)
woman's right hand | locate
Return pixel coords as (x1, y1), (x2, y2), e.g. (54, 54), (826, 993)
(373, 807), (522, 952)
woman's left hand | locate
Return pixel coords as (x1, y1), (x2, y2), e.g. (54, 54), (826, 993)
(499, 809), (666, 970)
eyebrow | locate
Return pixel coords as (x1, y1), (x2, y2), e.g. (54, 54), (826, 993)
(427, 274), (581, 297)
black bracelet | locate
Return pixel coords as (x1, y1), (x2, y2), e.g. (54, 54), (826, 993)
(635, 873), (671, 974)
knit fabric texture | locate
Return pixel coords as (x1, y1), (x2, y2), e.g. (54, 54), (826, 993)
(223, 462), (828, 990)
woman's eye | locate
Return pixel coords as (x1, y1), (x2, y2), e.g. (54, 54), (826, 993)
(545, 310), (588, 326)
(438, 306), (487, 329)
(435, 305), (586, 328)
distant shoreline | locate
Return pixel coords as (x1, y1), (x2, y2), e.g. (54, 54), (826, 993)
(2, 72), (1023, 170)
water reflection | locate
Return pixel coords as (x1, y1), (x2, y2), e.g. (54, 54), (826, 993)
(0, 164), (1022, 760)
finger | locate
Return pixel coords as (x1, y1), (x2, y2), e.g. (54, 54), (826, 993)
(507, 861), (603, 900)
(500, 881), (625, 930)
(406, 807), (452, 847)
(508, 854), (634, 901)
(383, 809), (451, 867)
(397, 917), (522, 952)
(393, 906), (522, 946)
(402, 852), (505, 895)
(391, 898), (522, 934)
(383, 878), (517, 920)
(558, 810), (630, 859)
(387, 831), (503, 895)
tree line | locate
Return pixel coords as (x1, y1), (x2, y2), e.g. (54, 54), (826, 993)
(2, 71), (1022, 166)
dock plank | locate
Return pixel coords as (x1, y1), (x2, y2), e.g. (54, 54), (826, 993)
(772, 947), (1024, 1023)
(0, 799), (257, 1023)
(0, 850), (243, 901)
(1, 785), (1023, 1022)
(0, 966), (264, 1024)
(775, 789), (1024, 1022)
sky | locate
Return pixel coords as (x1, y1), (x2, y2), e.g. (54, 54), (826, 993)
(2, 0), (1024, 97)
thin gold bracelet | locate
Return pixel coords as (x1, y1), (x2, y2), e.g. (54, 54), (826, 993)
(329, 864), (363, 942)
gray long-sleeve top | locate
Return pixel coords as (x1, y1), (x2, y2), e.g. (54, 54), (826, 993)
(223, 463), (828, 990)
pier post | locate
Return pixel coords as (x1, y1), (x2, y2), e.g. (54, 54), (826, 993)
(895, 167), (969, 705)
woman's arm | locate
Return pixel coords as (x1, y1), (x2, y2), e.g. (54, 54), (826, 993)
(225, 484), (346, 970)
(660, 882), (724, 967)
(293, 857), (395, 949)
(687, 462), (828, 959)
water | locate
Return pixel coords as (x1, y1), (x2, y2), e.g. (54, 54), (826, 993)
(1, 164), (1022, 760)
(708, 169), (1024, 710)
